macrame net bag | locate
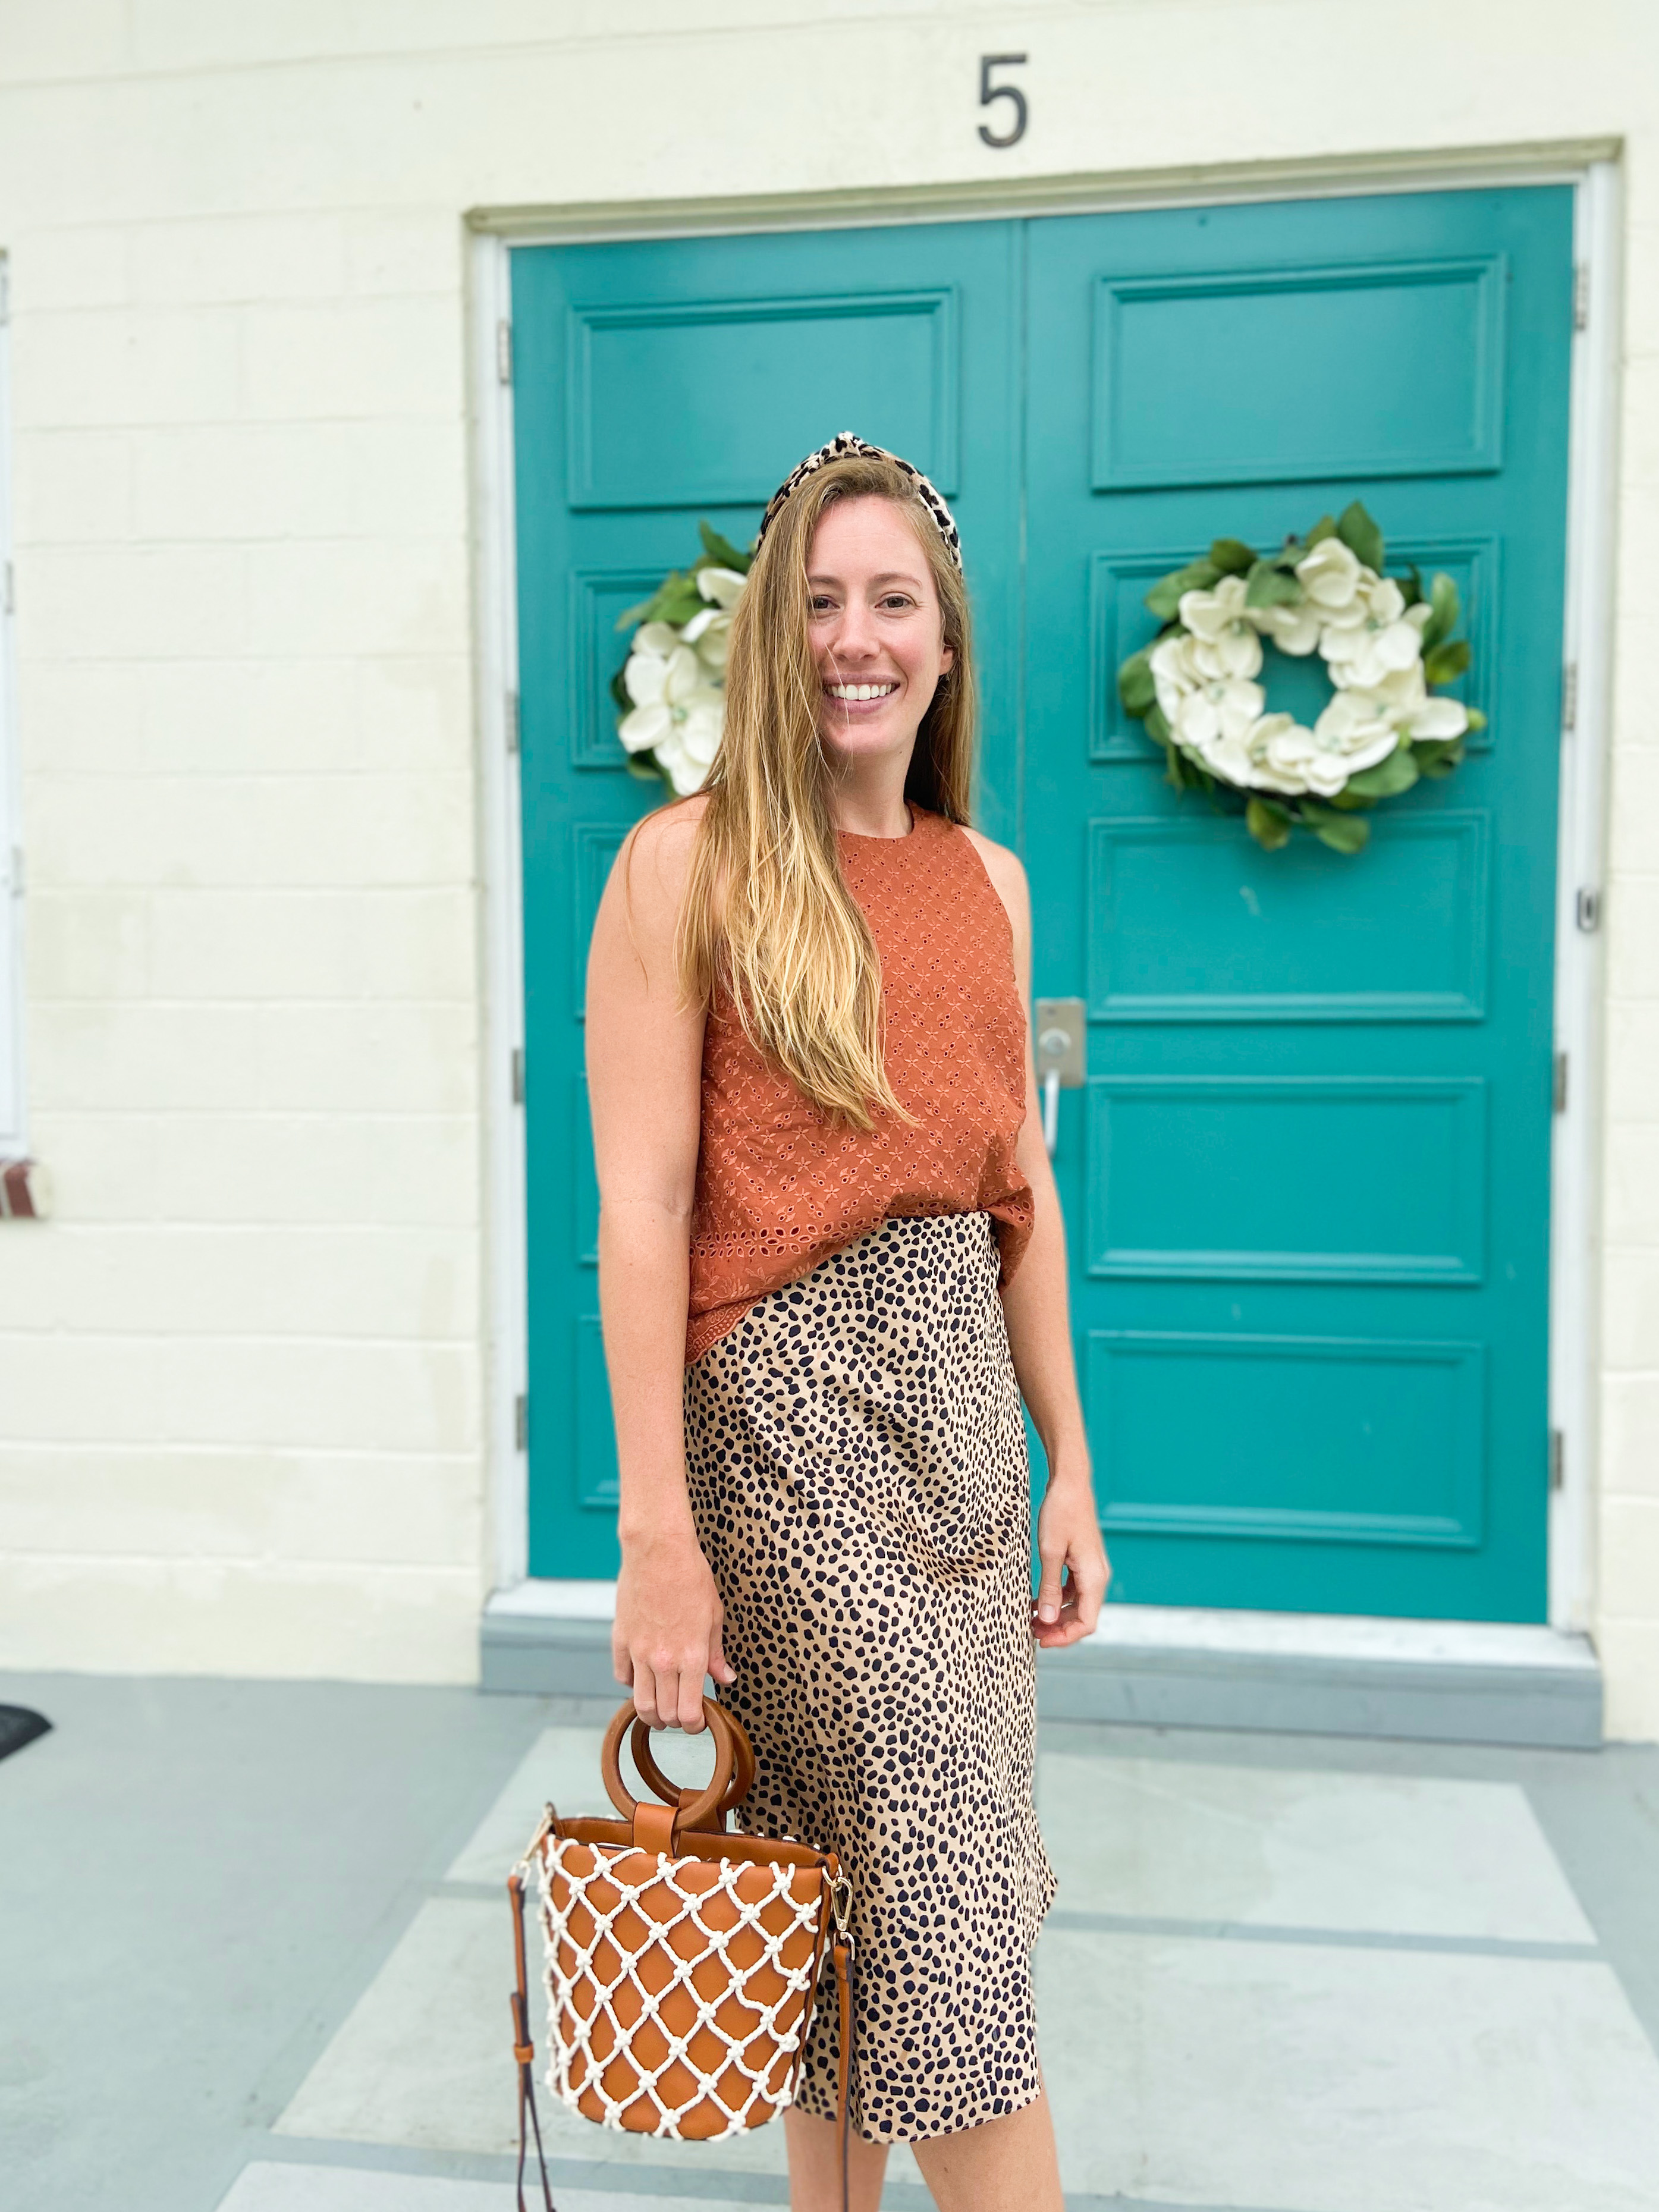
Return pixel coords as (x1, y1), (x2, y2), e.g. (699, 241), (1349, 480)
(508, 1697), (853, 2200)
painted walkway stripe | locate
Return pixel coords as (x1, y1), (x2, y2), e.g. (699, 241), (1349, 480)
(259, 2138), (1313, 2212)
(1044, 1906), (1604, 1960)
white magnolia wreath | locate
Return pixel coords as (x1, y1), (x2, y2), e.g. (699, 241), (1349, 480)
(611, 524), (752, 796)
(1117, 502), (1481, 852)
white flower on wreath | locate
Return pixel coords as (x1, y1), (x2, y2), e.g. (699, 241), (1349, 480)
(619, 620), (728, 796)
(617, 564), (750, 796)
(1371, 662), (1470, 743)
(1177, 576), (1264, 681)
(1294, 536), (1367, 617)
(1319, 573), (1430, 692)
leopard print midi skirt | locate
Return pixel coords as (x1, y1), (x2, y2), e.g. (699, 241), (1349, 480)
(683, 1210), (1055, 2144)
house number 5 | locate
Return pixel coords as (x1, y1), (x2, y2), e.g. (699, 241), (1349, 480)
(978, 54), (1029, 148)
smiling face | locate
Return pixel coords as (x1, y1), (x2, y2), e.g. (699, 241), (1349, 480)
(806, 495), (955, 780)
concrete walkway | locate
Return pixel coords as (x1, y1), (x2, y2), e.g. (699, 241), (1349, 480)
(2, 1670), (1658, 2212)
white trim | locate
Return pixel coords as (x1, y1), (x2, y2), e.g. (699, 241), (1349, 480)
(487, 1576), (618, 1622)
(0, 256), (24, 1161)
(482, 1576), (1595, 1675)
(466, 137), (1620, 246)
(1548, 161), (1621, 1633)
(469, 228), (530, 1593)
(470, 147), (1617, 1633)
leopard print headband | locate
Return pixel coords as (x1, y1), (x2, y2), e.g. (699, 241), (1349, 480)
(753, 431), (963, 574)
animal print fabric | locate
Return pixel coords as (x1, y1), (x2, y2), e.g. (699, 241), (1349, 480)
(682, 1209), (1055, 2144)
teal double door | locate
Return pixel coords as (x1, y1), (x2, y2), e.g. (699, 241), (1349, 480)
(511, 186), (1573, 1621)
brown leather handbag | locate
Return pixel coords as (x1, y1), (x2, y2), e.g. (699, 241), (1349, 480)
(508, 1698), (854, 2212)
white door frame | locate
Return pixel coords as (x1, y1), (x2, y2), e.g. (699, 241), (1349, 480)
(466, 146), (1621, 1632)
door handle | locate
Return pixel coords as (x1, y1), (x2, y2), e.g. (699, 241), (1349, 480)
(1035, 997), (1086, 1158)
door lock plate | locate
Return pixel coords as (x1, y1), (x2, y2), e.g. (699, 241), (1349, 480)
(1035, 997), (1086, 1086)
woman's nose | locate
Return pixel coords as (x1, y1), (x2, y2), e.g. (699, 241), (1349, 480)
(826, 601), (878, 660)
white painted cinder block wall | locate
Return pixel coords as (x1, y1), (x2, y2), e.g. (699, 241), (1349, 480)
(0, 1), (1655, 1733)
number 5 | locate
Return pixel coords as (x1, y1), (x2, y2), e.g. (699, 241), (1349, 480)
(978, 53), (1028, 149)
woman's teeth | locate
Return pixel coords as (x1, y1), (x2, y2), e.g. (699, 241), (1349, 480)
(826, 682), (897, 701)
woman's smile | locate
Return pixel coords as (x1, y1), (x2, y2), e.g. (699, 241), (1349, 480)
(823, 675), (900, 715)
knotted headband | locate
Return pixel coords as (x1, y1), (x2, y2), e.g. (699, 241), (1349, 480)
(753, 431), (963, 574)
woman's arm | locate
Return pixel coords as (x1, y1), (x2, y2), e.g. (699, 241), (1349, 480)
(586, 799), (736, 1731)
(964, 832), (1111, 1649)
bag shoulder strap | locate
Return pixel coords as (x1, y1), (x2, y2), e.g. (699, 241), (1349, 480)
(509, 1865), (557, 2212)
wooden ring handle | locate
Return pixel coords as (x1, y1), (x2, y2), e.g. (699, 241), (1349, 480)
(600, 1697), (746, 1835)
(630, 1710), (755, 1824)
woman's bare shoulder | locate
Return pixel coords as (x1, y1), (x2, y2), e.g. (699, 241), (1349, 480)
(959, 825), (1030, 921)
(611, 793), (709, 916)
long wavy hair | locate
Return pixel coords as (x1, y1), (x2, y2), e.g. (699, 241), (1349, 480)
(675, 454), (976, 1127)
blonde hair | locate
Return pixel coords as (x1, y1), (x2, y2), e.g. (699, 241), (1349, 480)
(675, 454), (975, 1128)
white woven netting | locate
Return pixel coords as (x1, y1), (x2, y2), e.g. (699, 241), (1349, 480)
(533, 1836), (825, 2139)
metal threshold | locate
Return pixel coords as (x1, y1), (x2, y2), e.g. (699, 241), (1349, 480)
(480, 1582), (1601, 1749)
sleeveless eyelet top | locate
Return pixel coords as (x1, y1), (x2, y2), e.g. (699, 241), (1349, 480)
(685, 807), (1035, 1363)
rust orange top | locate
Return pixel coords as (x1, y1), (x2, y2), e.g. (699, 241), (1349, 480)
(686, 807), (1034, 1362)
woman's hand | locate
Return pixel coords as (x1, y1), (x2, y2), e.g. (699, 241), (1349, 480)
(613, 1524), (737, 1732)
(1032, 1471), (1110, 1649)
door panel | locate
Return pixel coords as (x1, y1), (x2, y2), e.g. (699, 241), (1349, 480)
(511, 222), (1020, 1578)
(1025, 187), (1573, 1621)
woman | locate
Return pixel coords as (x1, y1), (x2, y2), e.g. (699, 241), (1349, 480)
(586, 433), (1110, 2212)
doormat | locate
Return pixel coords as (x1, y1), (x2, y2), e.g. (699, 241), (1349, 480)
(0, 1706), (51, 1763)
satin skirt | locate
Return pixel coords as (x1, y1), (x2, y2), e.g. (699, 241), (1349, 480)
(683, 1211), (1054, 2144)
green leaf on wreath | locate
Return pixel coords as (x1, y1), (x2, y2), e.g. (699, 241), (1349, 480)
(1144, 702), (1172, 747)
(1344, 747), (1421, 800)
(1245, 796), (1293, 850)
(1414, 735), (1468, 779)
(1336, 500), (1385, 573)
(1424, 637), (1472, 686)
(1209, 538), (1256, 576)
(1300, 800), (1371, 854)
(1462, 707), (1487, 733)
(1419, 572), (1461, 655)
(1144, 559), (1221, 620)
(1118, 649), (1156, 716)
(610, 665), (631, 714)
(1303, 514), (1338, 549)
(1245, 560), (1305, 609)
(697, 521), (752, 572)
(624, 750), (665, 785)
(1398, 563), (1425, 608)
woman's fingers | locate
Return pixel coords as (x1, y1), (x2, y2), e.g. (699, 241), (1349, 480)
(1033, 1544), (1066, 1627)
(677, 1665), (708, 1733)
(708, 1617), (737, 1687)
(631, 1661), (662, 1727)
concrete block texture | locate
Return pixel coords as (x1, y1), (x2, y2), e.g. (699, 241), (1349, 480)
(0, 0), (1651, 1714)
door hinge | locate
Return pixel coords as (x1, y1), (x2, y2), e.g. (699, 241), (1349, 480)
(1549, 1428), (1565, 1491)
(3, 560), (13, 615)
(505, 688), (520, 753)
(514, 1393), (529, 1453)
(1553, 1051), (1568, 1114)
(1575, 887), (1602, 933)
(496, 318), (513, 385)
(1561, 662), (1578, 732)
(510, 1047), (524, 1105)
(1572, 262), (1591, 334)
(6, 844), (22, 896)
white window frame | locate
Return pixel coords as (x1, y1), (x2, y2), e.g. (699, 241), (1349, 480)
(469, 144), (1619, 1633)
(0, 255), (24, 1162)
